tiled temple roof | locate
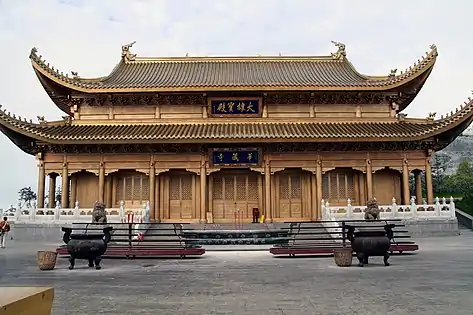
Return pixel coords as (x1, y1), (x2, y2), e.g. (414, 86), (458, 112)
(1, 94), (473, 145)
(29, 42), (438, 93)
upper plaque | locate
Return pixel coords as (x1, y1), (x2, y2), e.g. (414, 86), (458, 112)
(208, 97), (262, 117)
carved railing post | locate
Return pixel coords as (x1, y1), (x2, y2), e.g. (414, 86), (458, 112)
(410, 196), (417, 219)
(434, 197), (441, 216)
(119, 200), (125, 220)
(55, 201), (60, 221)
(325, 201), (330, 220)
(347, 199), (353, 219)
(74, 200), (80, 220)
(392, 197), (398, 218)
(449, 196), (456, 218)
(321, 199), (326, 220)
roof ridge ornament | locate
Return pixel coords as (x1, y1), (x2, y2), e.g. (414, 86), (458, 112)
(37, 116), (46, 124)
(427, 112), (436, 122)
(121, 41), (137, 62)
(330, 41), (346, 60)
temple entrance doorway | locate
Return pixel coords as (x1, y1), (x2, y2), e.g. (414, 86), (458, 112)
(211, 169), (261, 223)
(274, 169), (311, 221)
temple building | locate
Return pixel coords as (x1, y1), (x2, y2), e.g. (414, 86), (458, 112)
(1, 41), (472, 223)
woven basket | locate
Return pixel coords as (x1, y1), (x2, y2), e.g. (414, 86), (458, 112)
(37, 251), (58, 271)
(333, 247), (353, 267)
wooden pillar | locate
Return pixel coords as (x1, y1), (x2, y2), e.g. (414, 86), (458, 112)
(98, 162), (105, 203)
(111, 175), (117, 206)
(316, 161), (323, 219)
(155, 174), (161, 222)
(70, 174), (77, 207)
(105, 175), (113, 208)
(358, 173), (366, 204)
(414, 170), (423, 203)
(311, 173), (317, 220)
(402, 159), (410, 205)
(366, 160), (373, 199)
(200, 161), (207, 223)
(48, 174), (57, 208)
(37, 158), (45, 208)
(353, 173), (360, 205)
(61, 163), (69, 208)
(149, 161), (156, 222)
(264, 160), (272, 221)
(425, 157), (433, 204)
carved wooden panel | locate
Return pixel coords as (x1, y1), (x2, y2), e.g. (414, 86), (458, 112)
(115, 171), (150, 207)
(322, 169), (355, 205)
(373, 169), (402, 205)
(169, 173), (193, 219)
(276, 171), (304, 219)
(211, 170), (259, 221)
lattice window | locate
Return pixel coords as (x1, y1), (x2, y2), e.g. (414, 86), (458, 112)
(279, 176), (290, 199)
(133, 176), (141, 199)
(290, 175), (301, 199)
(170, 176), (181, 200)
(236, 175), (247, 200)
(141, 177), (150, 201)
(224, 176), (235, 200)
(323, 170), (355, 202)
(125, 176), (133, 200)
(181, 176), (192, 201)
(247, 176), (259, 200)
(322, 175), (329, 200)
(213, 177), (223, 200)
(116, 173), (150, 204)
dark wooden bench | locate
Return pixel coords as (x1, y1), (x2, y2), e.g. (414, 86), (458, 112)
(56, 223), (205, 259)
(269, 220), (419, 257)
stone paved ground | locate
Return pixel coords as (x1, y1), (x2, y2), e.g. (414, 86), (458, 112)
(1, 232), (473, 315)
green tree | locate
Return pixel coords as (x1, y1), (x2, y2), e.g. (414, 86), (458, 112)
(18, 186), (37, 209)
(431, 154), (452, 194)
(450, 161), (473, 215)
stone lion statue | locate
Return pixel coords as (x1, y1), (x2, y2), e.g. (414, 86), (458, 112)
(364, 198), (380, 220)
(91, 202), (107, 224)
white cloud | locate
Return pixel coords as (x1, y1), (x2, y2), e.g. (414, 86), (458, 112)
(0, 0), (472, 205)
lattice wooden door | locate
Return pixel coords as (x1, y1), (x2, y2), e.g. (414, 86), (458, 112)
(169, 173), (193, 219)
(276, 173), (303, 219)
(212, 171), (259, 221)
(322, 170), (355, 205)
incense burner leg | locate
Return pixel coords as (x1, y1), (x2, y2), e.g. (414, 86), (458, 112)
(356, 252), (365, 267)
(383, 252), (390, 266)
(68, 256), (75, 270)
(94, 256), (102, 270)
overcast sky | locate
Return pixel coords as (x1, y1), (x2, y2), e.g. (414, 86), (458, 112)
(0, 0), (472, 207)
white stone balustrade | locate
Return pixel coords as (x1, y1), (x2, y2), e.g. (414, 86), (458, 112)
(7, 200), (149, 224)
(321, 196), (456, 221)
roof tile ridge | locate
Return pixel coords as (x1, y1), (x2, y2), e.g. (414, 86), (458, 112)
(364, 44), (438, 83)
(131, 55), (340, 64)
(0, 105), (39, 126)
(434, 92), (473, 123)
(29, 47), (105, 86)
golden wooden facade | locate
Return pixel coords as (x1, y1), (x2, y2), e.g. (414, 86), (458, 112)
(2, 42), (472, 223)
(36, 149), (433, 223)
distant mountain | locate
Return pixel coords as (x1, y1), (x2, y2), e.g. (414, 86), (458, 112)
(439, 133), (473, 174)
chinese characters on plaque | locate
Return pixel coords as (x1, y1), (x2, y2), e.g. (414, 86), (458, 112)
(211, 149), (260, 166)
(209, 99), (260, 117)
